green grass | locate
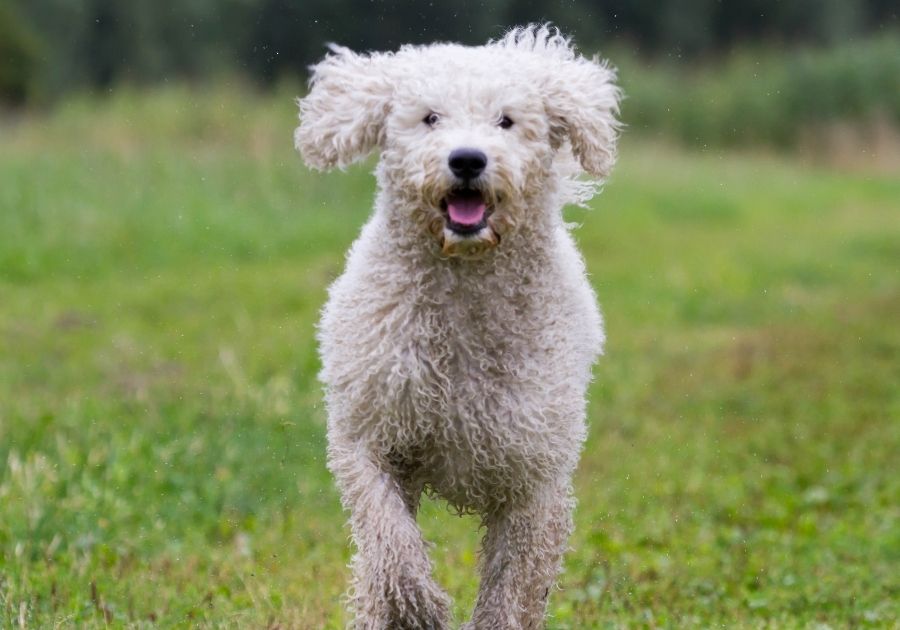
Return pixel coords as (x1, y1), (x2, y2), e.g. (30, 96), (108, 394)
(1, 86), (898, 628)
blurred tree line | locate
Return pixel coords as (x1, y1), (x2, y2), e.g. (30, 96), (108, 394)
(0, 0), (896, 104)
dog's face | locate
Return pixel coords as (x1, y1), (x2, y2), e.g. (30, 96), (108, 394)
(296, 26), (621, 259)
(381, 57), (563, 258)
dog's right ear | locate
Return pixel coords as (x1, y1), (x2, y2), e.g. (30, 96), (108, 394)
(295, 45), (394, 170)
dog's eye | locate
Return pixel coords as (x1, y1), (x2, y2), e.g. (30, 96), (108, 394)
(498, 115), (514, 129)
(423, 112), (440, 127)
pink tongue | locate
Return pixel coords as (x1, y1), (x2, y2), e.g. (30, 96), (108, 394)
(447, 195), (486, 226)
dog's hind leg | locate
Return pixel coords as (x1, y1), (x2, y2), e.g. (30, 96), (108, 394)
(465, 483), (575, 630)
(329, 446), (451, 629)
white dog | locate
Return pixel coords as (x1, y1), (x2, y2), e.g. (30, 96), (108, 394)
(295, 24), (621, 629)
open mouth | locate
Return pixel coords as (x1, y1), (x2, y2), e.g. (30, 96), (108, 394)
(440, 188), (490, 235)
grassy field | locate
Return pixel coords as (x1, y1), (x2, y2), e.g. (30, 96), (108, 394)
(1, 87), (898, 628)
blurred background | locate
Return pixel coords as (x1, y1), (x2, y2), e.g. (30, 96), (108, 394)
(1, 1), (898, 627)
(2, 0), (900, 159)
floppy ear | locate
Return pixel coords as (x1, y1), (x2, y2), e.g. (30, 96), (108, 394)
(544, 53), (622, 179)
(295, 45), (394, 170)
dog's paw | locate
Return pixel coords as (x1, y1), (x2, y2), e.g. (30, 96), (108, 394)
(352, 562), (451, 629)
(390, 572), (451, 630)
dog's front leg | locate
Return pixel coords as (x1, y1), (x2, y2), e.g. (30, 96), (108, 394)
(466, 483), (575, 630)
(329, 447), (451, 630)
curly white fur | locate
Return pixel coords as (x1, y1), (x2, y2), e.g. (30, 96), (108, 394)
(295, 25), (621, 630)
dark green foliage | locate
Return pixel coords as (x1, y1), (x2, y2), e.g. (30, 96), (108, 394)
(11, 0), (250, 99)
(6, 0), (898, 103)
(0, 1), (40, 104)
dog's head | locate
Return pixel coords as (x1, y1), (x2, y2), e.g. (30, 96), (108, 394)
(295, 25), (621, 259)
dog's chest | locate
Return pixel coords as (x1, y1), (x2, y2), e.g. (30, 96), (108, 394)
(332, 266), (529, 420)
(378, 294), (558, 498)
(374, 276), (571, 439)
(387, 286), (526, 412)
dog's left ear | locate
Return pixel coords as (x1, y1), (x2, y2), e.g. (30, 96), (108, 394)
(295, 45), (394, 170)
(544, 56), (622, 179)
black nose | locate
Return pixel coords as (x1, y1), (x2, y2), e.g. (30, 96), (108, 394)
(448, 148), (487, 179)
